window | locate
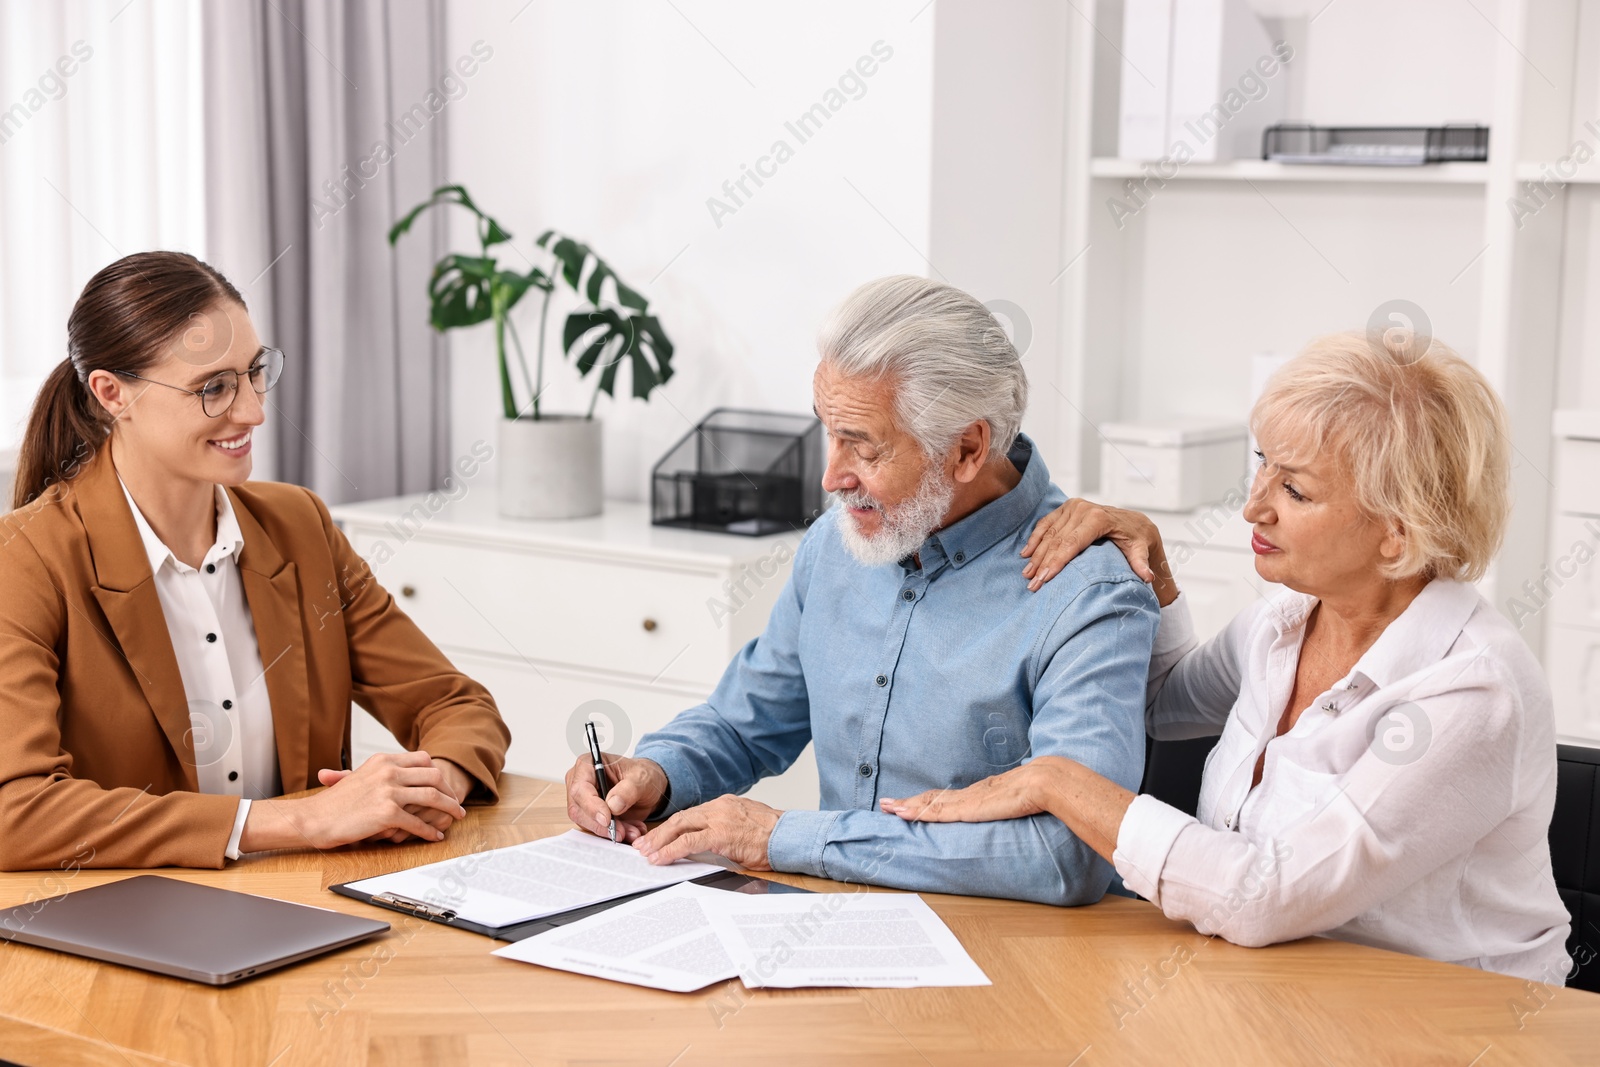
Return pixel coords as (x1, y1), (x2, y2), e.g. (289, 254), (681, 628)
(0, 0), (204, 453)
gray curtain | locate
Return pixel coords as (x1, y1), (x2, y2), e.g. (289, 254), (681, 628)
(202, 0), (450, 503)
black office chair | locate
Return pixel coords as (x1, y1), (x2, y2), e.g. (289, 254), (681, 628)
(1140, 734), (1216, 818)
(1143, 735), (1597, 991)
(1552, 744), (1600, 993)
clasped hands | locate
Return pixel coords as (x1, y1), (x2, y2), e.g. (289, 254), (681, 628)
(563, 752), (781, 870)
(239, 750), (475, 853)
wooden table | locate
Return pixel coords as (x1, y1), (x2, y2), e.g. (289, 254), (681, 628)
(0, 774), (1595, 1067)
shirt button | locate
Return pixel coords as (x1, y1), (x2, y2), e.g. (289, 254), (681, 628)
(874, 674), (887, 687)
(206, 633), (218, 643)
(205, 564), (216, 574)
(222, 699), (233, 710)
(954, 551), (965, 563)
(1224, 814), (1233, 828)
(228, 771), (239, 782)
(902, 589), (915, 602)
(858, 763), (872, 777)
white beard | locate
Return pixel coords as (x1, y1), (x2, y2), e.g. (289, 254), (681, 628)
(834, 463), (955, 567)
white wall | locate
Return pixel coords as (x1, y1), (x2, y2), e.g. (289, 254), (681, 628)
(927, 0), (1072, 478)
(1259, 0), (1500, 126)
(443, 0), (936, 501)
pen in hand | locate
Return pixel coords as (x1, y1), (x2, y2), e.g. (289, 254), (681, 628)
(584, 720), (616, 843)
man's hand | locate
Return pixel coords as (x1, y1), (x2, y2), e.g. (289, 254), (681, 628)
(634, 795), (782, 870)
(564, 751), (669, 843)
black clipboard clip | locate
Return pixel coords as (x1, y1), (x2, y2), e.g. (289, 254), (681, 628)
(372, 892), (458, 923)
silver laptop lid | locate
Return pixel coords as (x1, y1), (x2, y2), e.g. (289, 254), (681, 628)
(0, 875), (389, 985)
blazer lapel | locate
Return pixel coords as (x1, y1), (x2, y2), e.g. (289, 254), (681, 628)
(76, 448), (198, 789)
(229, 490), (313, 791)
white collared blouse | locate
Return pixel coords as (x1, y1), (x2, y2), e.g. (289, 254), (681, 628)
(118, 477), (280, 859)
(1112, 579), (1572, 982)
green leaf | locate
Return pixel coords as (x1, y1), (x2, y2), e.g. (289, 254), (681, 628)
(573, 333), (612, 376)
(492, 268), (537, 309)
(428, 254), (496, 329)
(482, 217), (511, 247)
(581, 257), (650, 312)
(548, 236), (589, 290)
(634, 315), (674, 386)
(389, 185), (512, 249)
(537, 231), (650, 312)
(562, 309), (615, 353)
(595, 337), (625, 398)
(612, 275), (648, 312)
(559, 307), (673, 403)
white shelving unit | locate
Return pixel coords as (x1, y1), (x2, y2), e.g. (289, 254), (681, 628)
(1054, 0), (1600, 742)
(1089, 158), (1492, 184)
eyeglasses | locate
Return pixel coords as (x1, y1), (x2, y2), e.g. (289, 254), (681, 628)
(114, 347), (285, 418)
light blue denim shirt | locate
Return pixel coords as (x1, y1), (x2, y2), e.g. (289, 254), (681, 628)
(633, 435), (1159, 906)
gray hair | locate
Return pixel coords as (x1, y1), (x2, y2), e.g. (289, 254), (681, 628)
(817, 275), (1028, 459)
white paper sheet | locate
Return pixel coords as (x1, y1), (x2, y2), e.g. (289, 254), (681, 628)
(343, 830), (721, 929)
(704, 890), (991, 989)
(492, 882), (738, 992)
(494, 882), (991, 992)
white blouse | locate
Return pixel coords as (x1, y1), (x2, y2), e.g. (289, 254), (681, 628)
(1112, 579), (1572, 983)
(119, 478), (280, 859)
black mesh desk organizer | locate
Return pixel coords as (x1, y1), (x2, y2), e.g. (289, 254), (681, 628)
(652, 408), (822, 536)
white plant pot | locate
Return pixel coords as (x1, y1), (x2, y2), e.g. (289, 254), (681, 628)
(496, 415), (603, 520)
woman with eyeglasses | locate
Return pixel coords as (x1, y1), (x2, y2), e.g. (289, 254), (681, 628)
(0, 251), (510, 870)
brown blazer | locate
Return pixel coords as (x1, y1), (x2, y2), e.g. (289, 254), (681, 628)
(0, 445), (510, 870)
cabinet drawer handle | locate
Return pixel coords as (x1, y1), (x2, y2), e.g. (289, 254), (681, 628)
(400, 585), (417, 598)
(642, 618), (658, 632)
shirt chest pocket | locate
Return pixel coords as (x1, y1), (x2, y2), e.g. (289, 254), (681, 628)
(1254, 755), (1343, 834)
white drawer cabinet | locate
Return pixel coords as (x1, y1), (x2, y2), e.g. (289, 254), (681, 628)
(328, 492), (820, 810)
(343, 532), (743, 689)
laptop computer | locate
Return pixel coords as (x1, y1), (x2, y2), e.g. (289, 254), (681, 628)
(0, 875), (389, 985)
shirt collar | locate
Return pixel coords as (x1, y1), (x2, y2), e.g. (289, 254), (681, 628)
(117, 476), (245, 576)
(1261, 578), (1482, 691)
(910, 434), (1048, 574)
(1346, 578), (1482, 689)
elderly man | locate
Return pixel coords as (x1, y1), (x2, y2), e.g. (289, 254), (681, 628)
(565, 275), (1159, 905)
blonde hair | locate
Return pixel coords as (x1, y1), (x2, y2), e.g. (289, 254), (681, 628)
(1251, 330), (1510, 583)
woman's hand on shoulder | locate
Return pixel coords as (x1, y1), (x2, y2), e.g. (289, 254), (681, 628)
(1022, 497), (1179, 605)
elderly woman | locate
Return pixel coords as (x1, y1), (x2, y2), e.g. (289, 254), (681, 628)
(881, 331), (1573, 982)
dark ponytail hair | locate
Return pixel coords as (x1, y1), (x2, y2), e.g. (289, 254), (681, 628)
(13, 251), (245, 510)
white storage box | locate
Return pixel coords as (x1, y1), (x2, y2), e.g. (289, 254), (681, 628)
(1099, 419), (1249, 511)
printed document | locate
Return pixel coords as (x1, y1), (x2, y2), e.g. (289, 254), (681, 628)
(344, 830), (721, 929)
(493, 882), (737, 992)
(496, 882), (990, 990)
(705, 889), (991, 988)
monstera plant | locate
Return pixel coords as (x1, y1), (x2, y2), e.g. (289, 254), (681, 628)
(390, 185), (675, 518)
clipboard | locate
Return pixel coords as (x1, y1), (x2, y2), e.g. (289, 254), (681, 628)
(331, 866), (811, 943)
